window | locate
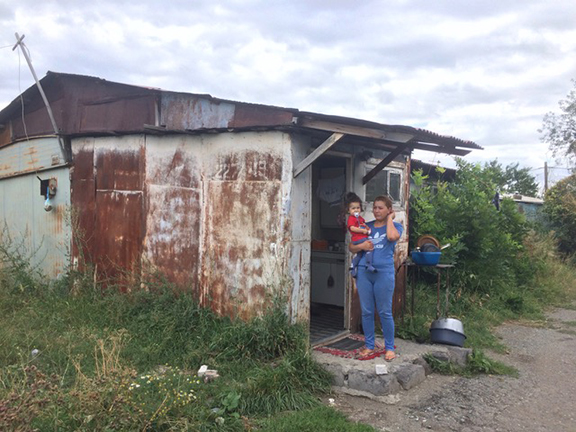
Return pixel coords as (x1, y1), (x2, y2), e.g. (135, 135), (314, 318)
(365, 167), (403, 204)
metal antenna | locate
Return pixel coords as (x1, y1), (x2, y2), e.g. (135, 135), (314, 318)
(13, 33), (69, 162)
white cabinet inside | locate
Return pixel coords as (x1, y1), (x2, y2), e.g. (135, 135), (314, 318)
(311, 252), (345, 307)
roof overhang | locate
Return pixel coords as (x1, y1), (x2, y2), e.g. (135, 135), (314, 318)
(291, 113), (482, 182)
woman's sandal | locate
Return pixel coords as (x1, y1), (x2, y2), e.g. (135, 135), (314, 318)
(384, 350), (396, 362)
(357, 347), (380, 360)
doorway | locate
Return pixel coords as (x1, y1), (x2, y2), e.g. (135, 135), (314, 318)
(309, 155), (350, 344)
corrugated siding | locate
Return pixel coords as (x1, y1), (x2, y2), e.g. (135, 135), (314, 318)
(0, 163), (71, 278)
(0, 137), (65, 179)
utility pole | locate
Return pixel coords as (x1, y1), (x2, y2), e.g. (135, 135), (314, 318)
(12, 33), (69, 162)
(544, 162), (548, 193)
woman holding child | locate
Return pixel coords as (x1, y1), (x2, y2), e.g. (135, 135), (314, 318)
(347, 194), (403, 361)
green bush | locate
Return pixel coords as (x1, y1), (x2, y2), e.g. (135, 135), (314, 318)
(410, 159), (530, 297)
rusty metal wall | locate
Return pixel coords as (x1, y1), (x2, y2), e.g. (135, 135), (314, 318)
(143, 135), (202, 288)
(0, 158), (71, 278)
(71, 136), (145, 284)
(161, 94), (236, 130)
(286, 133), (312, 323)
(199, 132), (291, 320)
(70, 131), (298, 320)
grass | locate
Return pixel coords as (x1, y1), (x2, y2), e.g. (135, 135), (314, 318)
(397, 230), (576, 378)
(397, 231), (576, 353)
(1, 226), (575, 429)
(424, 349), (518, 377)
(0, 246), (366, 431)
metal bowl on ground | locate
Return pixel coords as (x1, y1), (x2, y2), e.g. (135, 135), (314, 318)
(411, 251), (441, 266)
(429, 318), (466, 347)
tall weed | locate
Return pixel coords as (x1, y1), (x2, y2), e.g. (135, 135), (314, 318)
(0, 241), (336, 430)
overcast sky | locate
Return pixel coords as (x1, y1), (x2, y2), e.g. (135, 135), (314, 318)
(1, 0), (575, 191)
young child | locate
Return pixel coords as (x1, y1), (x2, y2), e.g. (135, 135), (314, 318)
(344, 192), (376, 277)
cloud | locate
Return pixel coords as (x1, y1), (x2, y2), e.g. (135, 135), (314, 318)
(2, 0), (576, 189)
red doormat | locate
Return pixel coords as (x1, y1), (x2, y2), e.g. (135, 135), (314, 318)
(314, 334), (385, 360)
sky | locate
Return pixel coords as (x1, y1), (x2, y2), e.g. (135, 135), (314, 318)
(1, 0), (575, 192)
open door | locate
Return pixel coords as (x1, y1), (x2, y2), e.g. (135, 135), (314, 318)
(309, 155), (351, 345)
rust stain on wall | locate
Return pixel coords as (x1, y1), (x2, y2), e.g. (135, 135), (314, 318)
(93, 190), (143, 284)
(145, 186), (201, 288)
(95, 148), (143, 191)
(70, 146), (96, 264)
(202, 179), (282, 320)
(72, 142), (145, 287)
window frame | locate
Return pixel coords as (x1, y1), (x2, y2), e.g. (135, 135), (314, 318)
(364, 164), (404, 207)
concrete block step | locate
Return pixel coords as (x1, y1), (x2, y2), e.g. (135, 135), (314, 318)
(313, 338), (472, 401)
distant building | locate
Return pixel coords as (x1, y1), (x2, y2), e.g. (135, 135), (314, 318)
(505, 194), (544, 222)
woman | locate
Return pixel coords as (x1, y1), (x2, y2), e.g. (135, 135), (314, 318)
(349, 195), (403, 361)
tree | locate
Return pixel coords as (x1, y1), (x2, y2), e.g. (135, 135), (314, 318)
(543, 173), (576, 255)
(482, 160), (539, 197)
(540, 79), (576, 169)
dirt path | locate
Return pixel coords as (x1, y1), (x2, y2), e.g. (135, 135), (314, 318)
(331, 306), (576, 432)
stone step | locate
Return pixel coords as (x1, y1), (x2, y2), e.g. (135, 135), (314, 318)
(312, 338), (472, 402)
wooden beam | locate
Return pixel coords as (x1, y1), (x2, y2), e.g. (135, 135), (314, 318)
(410, 142), (471, 156)
(298, 117), (414, 143)
(362, 142), (411, 185)
(293, 132), (344, 178)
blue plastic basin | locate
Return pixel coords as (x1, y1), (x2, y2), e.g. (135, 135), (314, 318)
(411, 251), (441, 266)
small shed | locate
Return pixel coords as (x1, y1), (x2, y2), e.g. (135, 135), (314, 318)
(0, 72), (481, 343)
(506, 193), (544, 222)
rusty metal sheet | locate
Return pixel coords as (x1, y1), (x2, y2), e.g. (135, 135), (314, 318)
(94, 137), (144, 191)
(0, 123), (11, 147)
(231, 104), (294, 128)
(70, 140), (96, 264)
(0, 137), (64, 179)
(71, 136), (145, 285)
(145, 135), (201, 188)
(208, 150), (283, 182)
(143, 135), (202, 287)
(79, 96), (156, 133)
(201, 180), (283, 320)
(8, 104), (54, 140)
(161, 93), (236, 130)
(144, 185), (201, 288)
(92, 190), (143, 283)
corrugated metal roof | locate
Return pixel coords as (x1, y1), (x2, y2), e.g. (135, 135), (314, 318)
(0, 71), (482, 156)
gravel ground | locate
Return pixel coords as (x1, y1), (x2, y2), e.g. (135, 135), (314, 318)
(329, 306), (576, 432)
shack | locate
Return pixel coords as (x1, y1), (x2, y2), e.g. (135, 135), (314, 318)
(0, 72), (481, 343)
